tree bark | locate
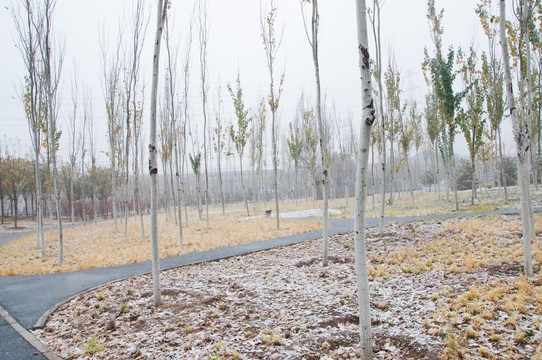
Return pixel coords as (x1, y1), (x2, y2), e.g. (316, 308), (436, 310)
(499, 0), (533, 277)
(355, 0), (375, 357)
(148, 0), (168, 305)
(308, 0), (329, 266)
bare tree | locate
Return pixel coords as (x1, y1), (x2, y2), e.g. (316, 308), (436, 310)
(164, 13), (183, 246)
(68, 72), (81, 228)
(368, 0), (387, 236)
(40, 0), (65, 264)
(476, 0), (509, 201)
(214, 84), (226, 215)
(181, 16), (194, 227)
(260, 0), (285, 230)
(81, 87), (92, 225)
(100, 26), (123, 233)
(197, 0), (211, 229)
(354, 0), (376, 356)
(148, 0), (168, 305)
(228, 73), (252, 216)
(300, 0), (330, 266)
(122, 0), (147, 237)
(12, 0), (46, 255)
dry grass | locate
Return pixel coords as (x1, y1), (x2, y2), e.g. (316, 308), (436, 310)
(330, 186), (542, 219)
(434, 275), (542, 359)
(367, 215), (542, 279)
(0, 210), (321, 276)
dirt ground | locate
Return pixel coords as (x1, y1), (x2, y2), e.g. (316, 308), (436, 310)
(32, 216), (542, 359)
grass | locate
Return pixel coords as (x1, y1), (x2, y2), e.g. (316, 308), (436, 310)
(330, 185), (542, 219)
(1, 186), (540, 276)
(367, 215), (542, 280)
(0, 208), (321, 276)
(418, 215), (542, 359)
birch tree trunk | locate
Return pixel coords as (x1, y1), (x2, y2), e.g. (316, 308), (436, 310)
(198, 0), (210, 230)
(41, 0), (64, 265)
(373, 1), (387, 236)
(307, 0), (329, 266)
(499, 0), (533, 278)
(355, 0), (375, 357)
(148, 0), (168, 305)
(260, 1), (283, 230)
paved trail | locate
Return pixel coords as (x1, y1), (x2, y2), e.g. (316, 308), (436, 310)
(0, 208), (539, 359)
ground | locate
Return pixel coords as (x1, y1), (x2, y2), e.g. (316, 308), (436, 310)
(32, 215), (542, 360)
(0, 211), (321, 276)
(2, 187), (541, 276)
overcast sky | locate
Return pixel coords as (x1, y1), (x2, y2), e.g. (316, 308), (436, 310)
(0, 0), (515, 164)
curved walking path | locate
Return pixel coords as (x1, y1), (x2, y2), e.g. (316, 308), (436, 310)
(0, 207), (540, 359)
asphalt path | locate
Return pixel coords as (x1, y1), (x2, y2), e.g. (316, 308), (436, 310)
(0, 207), (540, 359)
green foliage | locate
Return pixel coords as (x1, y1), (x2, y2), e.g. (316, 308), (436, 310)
(228, 73), (252, 158)
(189, 153), (201, 176)
(300, 103), (318, 172)
(480, 51), (505, 133)
(384, 62), (402, 141)
(425, 43), (467, 172)
(287, 121), (303, 169)
(457, 47), (486, 166)
(425, 93), (440, 145)
(249, 98), (266, 172)
(426, 0), (444, 56)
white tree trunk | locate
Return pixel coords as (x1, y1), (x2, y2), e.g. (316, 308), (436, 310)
(499, 0), (533, 277)
(309, 0), (329, 266)
(148, 0), (167, 305)
(240, 156), (249, 216)
(355, 0), (375, 357)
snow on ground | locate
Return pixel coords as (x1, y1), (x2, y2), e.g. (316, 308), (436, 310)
(33, 218), (542, 359)
(242, 208), (342, 220)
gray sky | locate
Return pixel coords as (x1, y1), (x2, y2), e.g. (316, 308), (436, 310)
(0, 0), (515, 164)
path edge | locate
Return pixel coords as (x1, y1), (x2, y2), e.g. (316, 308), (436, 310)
(0, 304), (62, 360)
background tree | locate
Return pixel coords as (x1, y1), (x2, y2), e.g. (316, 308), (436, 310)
(260, 0), (285, 230)
(458, 47), (486, 205)
(300, 100), (318, 206)
(101, 30), (123, 232)
(121, 0), (147, 237)
(213, 84), (226, 215)
(3, 156), (32, 228)
(383, 59), (402, 203)
(287, 119), (303, 205)
(426, 45), (464, 210)
(164, 13), (182, 245)
(300, 0), (330, 266)
(198, 0), (211, 229)
(12, 0), (46, 253)
(476, 0), (509, 201)
(189, 152), (202, 219)
(399, 102), (417, 207)
(40, 0), (65, 265)
(250, 98), (267, 209)
(67, 74), (81, 227)
(180, 16), (194, 227)
(228, 73), (252, 217)
(368, 0), (387, 236)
